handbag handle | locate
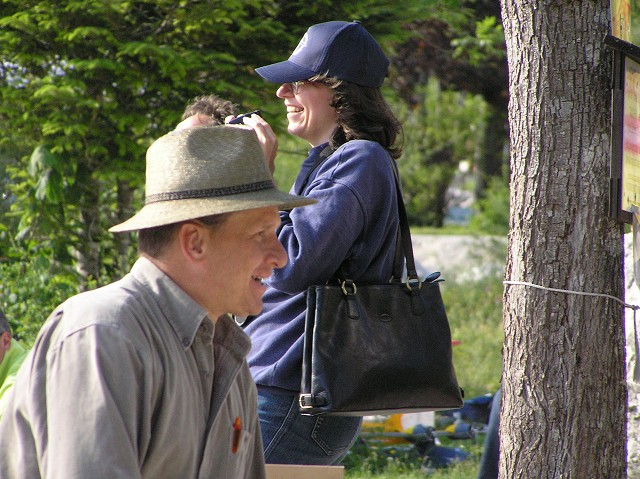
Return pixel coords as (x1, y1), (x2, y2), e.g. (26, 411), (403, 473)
(338, 155), (425, 288)
(306, 144), (427, 287)
(388, 159), (421, 286)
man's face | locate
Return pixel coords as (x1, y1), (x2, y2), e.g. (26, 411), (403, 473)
(0, 331), (11, 364)
(201, 206), (287, 318)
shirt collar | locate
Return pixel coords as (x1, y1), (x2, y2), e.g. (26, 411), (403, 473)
(130, 257), (209, 349)
(128, 257), (252, 358)
(214, 314), (252, 359)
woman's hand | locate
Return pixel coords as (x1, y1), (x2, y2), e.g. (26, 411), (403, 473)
(227, 113), (278, 176)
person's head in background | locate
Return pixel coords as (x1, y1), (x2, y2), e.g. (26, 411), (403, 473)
(176, 95), (238, 130)
(255, 20), (402, 159)
(0, 310), (12, 364)
(177, 94), (279, 174)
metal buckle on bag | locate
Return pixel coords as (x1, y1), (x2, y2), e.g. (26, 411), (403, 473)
(405, 276), (422, 291)
(341, 280), (357, 295)
(299, 394), (314, 409)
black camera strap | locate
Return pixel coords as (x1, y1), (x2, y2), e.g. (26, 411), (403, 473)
(293, 144), (335, 195)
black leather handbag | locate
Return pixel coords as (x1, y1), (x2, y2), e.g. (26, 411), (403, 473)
(298, 162), (464, 416)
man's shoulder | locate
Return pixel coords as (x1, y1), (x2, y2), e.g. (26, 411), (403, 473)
(50, 276), (148, 336)
(66, 275), (139, 310)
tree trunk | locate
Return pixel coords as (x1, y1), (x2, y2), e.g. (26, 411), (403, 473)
(499, 1), (627, 478)
(114, 180), (134, 277)
(72, 160), (101, 289)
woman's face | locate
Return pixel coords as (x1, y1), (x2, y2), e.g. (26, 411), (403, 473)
(276, 81), (339, 147)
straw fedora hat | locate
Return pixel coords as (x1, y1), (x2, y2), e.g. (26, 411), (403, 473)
(109, 125), (315, 233)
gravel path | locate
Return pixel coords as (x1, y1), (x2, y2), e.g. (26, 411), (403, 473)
(411, 234), (506, 282)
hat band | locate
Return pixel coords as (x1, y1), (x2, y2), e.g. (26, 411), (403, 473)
(145, 180), (275, 204)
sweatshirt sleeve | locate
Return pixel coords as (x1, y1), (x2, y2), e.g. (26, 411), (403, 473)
(268, 141), (395, 294)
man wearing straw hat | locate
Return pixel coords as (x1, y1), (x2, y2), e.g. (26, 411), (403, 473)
(0, 126), (314, 478)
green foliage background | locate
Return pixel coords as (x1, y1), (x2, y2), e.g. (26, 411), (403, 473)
(0, 0), (509, 351)
(396, 79), (489, 227)
(0, 0), (431, 281)
(0, 4), (507, 477)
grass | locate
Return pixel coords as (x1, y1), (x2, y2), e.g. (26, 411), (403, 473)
(443, 278), (504, 398)
(346, 459), (481, 479)
(344, 432), (486, 478)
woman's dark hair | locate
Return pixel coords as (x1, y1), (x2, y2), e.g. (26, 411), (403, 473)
(310, 74), (403, 159)
(137, 213), (230, 258)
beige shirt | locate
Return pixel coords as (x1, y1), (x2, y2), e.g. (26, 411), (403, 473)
(0, 257), (265, 478)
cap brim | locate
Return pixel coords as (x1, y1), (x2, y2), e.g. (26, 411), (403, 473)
(109, 190), (316, 233)
(255, 60), (318, 84)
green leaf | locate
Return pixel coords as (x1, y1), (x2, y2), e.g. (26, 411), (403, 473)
(28, 145), (53, 176)
(62, 26), (116, 44)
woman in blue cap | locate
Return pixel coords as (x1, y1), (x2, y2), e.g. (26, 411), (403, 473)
(244, 20), (403, 465)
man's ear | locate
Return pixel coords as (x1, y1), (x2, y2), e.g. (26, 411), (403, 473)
(177, 222), (207, 260)
(0, 331), (11, 353)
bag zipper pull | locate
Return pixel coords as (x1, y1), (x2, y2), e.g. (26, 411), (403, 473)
(424, 271), (442, 283)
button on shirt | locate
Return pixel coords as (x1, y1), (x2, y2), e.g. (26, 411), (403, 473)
(0, 257), (265, 479)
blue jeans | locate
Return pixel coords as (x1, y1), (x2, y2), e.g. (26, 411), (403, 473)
(257, 388), (362, 465)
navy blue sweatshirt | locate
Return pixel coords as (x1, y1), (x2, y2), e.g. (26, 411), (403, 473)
(246, 140), (400, 392)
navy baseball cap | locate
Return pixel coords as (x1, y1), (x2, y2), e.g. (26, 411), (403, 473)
(255, 21), (389, 88)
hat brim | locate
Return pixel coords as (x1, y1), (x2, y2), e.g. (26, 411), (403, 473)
(255, 60), (318, 84)
(109, 189), (316, 233)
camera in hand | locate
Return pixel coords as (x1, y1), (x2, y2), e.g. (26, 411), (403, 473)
(228, 110), (262, 124)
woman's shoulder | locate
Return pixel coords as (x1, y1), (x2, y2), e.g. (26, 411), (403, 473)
(335, 139), (388, 156)
(320, 140), (395, 190)
(332, 140), (392, 168)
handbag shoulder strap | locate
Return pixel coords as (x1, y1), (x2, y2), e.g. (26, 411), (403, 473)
(388, 159), (420, 283)
(294, 144), (335, 195)
(337, 155), (420, 284)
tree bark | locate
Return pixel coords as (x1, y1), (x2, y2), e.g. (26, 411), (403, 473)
(72, 159), (101, 289)
(114, 180), (134, 277)
(500, 1), (626, 477)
